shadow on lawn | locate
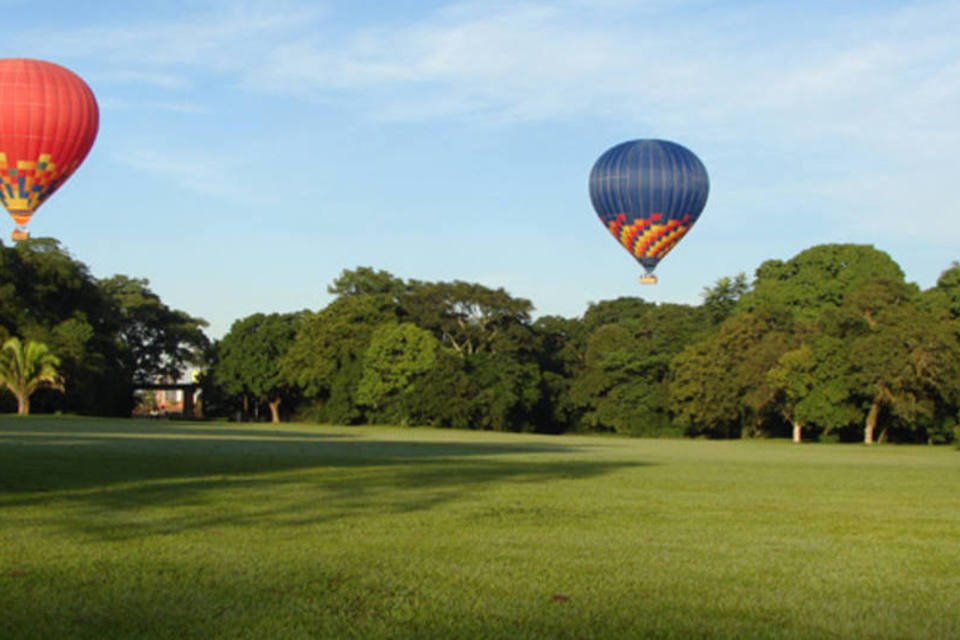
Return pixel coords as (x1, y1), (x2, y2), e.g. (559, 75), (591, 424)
(0, 417), (647, 540)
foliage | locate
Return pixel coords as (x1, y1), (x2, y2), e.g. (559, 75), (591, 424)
(0, 337), (63, 415)
(702, 272), (750, 324)
(99, 275), (210, 384)
(843, 280), (960, 443)
(925, 262), (960, 319)
(212, 312), (302, 423)
(0, 239), (208, 415)
(670, 310), (795, 438)
(4, 243), (959, 443)
(739, 244), (905, 320)
(327, 266), (407, 299)
(571, 299), (708, 436)
(401, 349), (474, 429)
(280, 293), (399, 423)
(400, 280), (534, 357)
(465, 351), (542, 432)
(356, 323), (440, 424)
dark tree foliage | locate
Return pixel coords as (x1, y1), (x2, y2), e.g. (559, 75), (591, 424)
(8, 246), (956, 445)
(531, 315), (587, 434)
(99, 275), (209, 385)
(670, 309), (796, 438)
(215, 252), (960, 442)
(0, 239), (209, 415)
(702, 273), (750, 325)
(573, 298), (710, 436)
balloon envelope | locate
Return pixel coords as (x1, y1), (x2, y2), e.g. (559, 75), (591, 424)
(589, 139), (709, 274)
(0, 58), (99, 238)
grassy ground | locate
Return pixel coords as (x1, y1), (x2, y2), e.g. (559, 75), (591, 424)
(1, 416), (958, 639)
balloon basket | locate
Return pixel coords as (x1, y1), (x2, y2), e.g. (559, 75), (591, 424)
(11, 228), (29, 242)
(639, 274), (658, 285)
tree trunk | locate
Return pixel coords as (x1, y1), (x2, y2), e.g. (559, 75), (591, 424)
(269, 398), (281, 424)
(17, 393), (29, 416)
(864, 400), (880, 444)
(792, 420), (803, 443)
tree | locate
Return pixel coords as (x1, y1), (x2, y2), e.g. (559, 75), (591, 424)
(560, 298), (707, 436)
(281, 294), (398, 423)
(402, 349), (474, 429)
(328, 266), (407, 300)
(0, 337), (63, 415)
(466, 351), (541, 432)
(767, 337), (862, 443)
(764, 276), (960, 444)
(739, 244), (905, 321)
(702, 273), (750, 324)
(400, 280), (534, 357)
(99, 275), (210, 384)
(356, 323), (440, 424)
(842, 280), (960, 444)
(213, 312), (302, 423)
(0, 239), (123, 414)
(531, 315), (588, 433)
(925, 262), (960, 319)
(670, 309), (795, 438)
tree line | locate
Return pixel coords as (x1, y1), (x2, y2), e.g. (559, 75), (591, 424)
(207, 244), (960, 444)
(3, 238), (959, 444)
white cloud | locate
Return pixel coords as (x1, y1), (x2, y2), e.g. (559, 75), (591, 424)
(100, 98), (211, 114)
(238, 1), (959, 141)
(11, 1), (324, 75)
(118, 147), (262, 206)
(90, 69), (190, 90)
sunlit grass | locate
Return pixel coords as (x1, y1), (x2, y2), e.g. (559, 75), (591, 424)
(1, 416), (958, 639)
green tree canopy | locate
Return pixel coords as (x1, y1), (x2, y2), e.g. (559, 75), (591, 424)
(401, 280), (534, 357)
(356, 322), (440, 424)
(670, 309), (796, 438)
(739, 244), (905, 320)
(213, 312), (302, 423)
(0, 337), (63, 415)
(281, 294), (398, 423)
(328, 266), (407, 300)
(99, 275), (210, 384)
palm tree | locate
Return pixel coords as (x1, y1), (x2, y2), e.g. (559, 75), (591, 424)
(0, 337), (64, 415)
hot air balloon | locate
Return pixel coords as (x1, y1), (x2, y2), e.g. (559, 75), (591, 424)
(0, 58), (99, 242)
(589, 139), (709, 284)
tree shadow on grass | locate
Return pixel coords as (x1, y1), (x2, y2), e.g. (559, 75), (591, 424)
(0, 417), (649, 541)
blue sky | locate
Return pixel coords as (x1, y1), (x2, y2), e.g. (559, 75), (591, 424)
(4, 0), (959, 337)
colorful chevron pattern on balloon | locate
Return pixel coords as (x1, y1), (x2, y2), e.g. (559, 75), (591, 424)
(0, 152), (72, 224)
(606, 212), (692, 261)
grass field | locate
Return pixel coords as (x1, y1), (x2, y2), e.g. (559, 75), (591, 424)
(1, 416), (958, 639)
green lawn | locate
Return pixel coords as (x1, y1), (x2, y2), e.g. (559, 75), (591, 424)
(1, 416), (958, 639)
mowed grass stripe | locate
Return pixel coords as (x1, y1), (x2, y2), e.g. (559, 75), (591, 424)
(1, 416), (958, 639)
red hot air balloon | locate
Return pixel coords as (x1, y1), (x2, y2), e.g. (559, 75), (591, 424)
(0, 58), (99, 241)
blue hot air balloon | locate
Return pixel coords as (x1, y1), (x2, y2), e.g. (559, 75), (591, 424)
(589, 139), (709, 284)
